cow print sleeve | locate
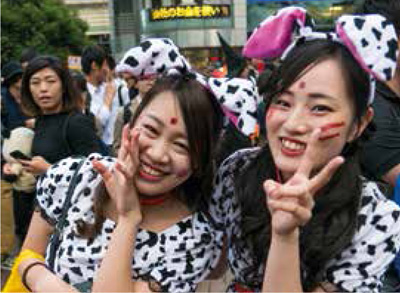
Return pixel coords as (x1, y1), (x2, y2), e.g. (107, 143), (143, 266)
(36, 154), (104, 225)
(324, 181), (400, 292)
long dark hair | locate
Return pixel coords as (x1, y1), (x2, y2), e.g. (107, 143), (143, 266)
(21, 56), (83, 116)
(77, 73), (223, 237)
(236, 39), (373, 290)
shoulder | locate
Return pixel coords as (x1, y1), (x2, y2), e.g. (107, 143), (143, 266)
(358, 180), (400, 236)
(66, 112), (92, 125)
(324, 179), (400, 292)
(217, 147), (261, 178)
(36, 154), (116, 223)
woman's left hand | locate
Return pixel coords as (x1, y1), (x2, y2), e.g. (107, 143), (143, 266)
(20, 156), (51, 176)
(264, 129), (344, 236)
(93, 125), (142, 223)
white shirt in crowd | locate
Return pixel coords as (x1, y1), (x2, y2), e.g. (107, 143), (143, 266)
(87, 80), (130, 145)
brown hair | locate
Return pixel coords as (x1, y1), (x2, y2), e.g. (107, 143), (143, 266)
(77, 73), (223, 238)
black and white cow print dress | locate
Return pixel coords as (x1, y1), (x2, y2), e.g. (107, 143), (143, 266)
(210, 148), (400, 292)
(36, 154), (223, 292)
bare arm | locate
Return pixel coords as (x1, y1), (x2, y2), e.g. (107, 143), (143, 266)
(18, 211), (78, 292)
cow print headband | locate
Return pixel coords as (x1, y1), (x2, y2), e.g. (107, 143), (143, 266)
(243, 6), (399, 104)
(116, 38), (260, 138)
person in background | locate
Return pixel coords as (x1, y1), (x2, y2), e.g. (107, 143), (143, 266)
(19, 48), (39, 71)
(81, 45), (129, 151)
(359, 0), (400, 187)
(210, 7), (400, 292)
(358, 1), (400, 290)
(1, 61), (34, 131)
(16, 56), (102, 176)
(1, 61), (34, 256)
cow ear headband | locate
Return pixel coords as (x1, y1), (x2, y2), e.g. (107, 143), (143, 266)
(243, 6), (399, 104)
(117, 38), (261, 139)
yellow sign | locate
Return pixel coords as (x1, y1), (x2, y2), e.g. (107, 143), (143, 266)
(149, 5), (231, 21)
(68, 55), (81, 70)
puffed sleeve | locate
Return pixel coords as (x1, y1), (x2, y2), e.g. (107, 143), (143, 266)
(35, 153), (108, 225)
(324, 182), (400, 292)
(209, 148), (259, 229)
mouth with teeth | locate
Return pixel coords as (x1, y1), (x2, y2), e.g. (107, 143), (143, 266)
(280, 137), (306, 157)
(138, 161), (167, 182)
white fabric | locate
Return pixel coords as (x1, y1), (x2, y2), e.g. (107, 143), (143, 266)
(87, 81), (129, 145)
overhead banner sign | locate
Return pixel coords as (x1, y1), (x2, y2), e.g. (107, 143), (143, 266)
(149, 5), (231, 21)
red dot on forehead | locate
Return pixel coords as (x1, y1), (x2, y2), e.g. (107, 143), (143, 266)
(299, 81), (306, 89)
(170, 117), (178, 125)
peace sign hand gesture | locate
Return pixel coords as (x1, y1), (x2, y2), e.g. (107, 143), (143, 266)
(264, 129), (344, 236)
(92, 125), (142, 223)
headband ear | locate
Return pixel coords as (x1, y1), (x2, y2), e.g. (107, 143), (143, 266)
(242, 6), (313, 59)
(116, 38), (191, 77)
(336, 14), (398, 81)
(208, 77), (260, 137)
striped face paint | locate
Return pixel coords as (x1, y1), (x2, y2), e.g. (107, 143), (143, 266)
(319, 121), (345, 141)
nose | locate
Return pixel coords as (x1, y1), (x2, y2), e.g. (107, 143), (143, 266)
(39, 81), (48, 92)
(282, 107), (309, 134)
(147, 139), (169, 164)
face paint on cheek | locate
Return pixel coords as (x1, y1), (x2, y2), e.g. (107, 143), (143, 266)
(320, 122), (345, 132)
(319, 133), (340, 141)
(176, 168), (189, 178)
(319, 121), (345, 141)
(170, 117), (178, 125)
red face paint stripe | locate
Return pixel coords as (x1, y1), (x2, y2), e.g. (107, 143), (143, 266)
(266, 106), (278, 121)
(319, 133), (340, 141)
(320, 122), (345, 132)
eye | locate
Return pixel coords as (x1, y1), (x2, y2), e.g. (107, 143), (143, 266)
(173, 141), (189, 153)
(272, 98), (290, 109)
(311, 105), (333, 113)
(143, 124), (158, 137)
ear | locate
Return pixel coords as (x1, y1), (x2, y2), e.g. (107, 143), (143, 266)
(347, 106), (374, 142)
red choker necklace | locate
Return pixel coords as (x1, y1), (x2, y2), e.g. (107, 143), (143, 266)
(139, 194), (170, 206)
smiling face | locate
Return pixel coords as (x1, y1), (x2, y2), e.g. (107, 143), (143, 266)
(133, 91), (192, 196)
(29, 67), (63, 114)
(266, 58), (363, 181)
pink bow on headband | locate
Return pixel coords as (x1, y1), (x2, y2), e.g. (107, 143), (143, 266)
(243, 6), (398, 83)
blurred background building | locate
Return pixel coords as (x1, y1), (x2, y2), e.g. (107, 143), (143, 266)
(64, 0), (364, 70)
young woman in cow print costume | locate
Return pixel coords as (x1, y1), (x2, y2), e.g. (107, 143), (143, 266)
(209, 7), (400, 292)
(17, 52), (225, 291)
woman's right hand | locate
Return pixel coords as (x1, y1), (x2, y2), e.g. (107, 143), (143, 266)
(92, 125), (142, 223)
(264, 129), (344, 236)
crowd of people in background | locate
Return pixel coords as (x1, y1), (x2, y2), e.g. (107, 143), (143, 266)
(1, 0), (400, 292)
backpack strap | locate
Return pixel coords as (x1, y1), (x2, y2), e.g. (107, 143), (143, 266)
(123, 104), (132, 125)
(117, 84), (124, 107)
(47, 157), (86, 271)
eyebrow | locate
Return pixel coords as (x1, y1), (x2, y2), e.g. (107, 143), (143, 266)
(30, 75), (57, 80)
(286, 90), (336, 100)
(146, 114), (188, 139)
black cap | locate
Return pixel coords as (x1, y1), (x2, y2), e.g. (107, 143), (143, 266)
(2, 61), (23, 87)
